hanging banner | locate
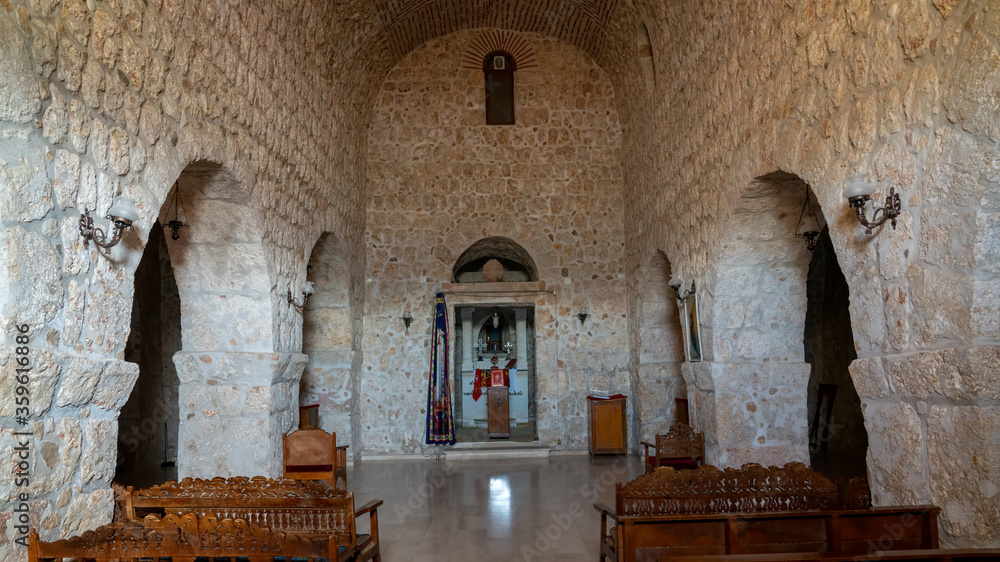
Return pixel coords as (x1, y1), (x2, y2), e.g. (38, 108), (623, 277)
(426, 292), (456, 445)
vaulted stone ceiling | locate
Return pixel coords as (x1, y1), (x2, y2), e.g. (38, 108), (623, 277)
(372, 0), (622, 61)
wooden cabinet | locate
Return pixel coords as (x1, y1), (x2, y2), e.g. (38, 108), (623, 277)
(588, 396), (627, 455)
(487, 387), (510, 439)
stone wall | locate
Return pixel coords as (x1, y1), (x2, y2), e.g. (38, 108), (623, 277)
(604, 0), (1000, 547)
(364, 29), (629, 454)
(0, 0), (377, 555)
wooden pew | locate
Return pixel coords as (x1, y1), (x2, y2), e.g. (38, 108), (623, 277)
(119, 476), (381, 562)
(595, 463), (942, 562)
(665, 550), (1000, 561)
(29, 512), (338, 562)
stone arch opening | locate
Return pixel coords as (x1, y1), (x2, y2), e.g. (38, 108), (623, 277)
(634, 250), (686, 446)
(153, 160), (299, 479)
(804, 227), (868, 479)
(697, 171), (834, 467)
(116, 221), (181, 487)
(301, 232), (356, 447)
(452, 236), (539, 282)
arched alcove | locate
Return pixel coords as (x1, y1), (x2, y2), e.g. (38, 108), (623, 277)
(452, 236), (539, 282)
(301, 232), (356, 446)
(696, 171), (848, 468)
(635, 250), (686, 444)
(636, 21), (657, 92)
(154, 160), (299, 479)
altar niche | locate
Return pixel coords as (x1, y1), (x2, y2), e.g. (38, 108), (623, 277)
(454, 307), (537, 442)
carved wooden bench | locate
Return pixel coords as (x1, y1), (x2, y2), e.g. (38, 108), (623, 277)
(641, 423), (705, 472)
(595, 463), (941, 562)
(29, 512), (338, 562)
(664, 549), (1000, 561)
(117, 476), (381, 562)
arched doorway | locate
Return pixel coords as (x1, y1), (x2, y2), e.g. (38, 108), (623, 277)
(301, 232), (357, 449)
(694, 171), (867, 469)
(151, 160), (302, 478)
(805, 228), (868, 479)
(451, 237), (539, 442)
(116, 221), (181, 487)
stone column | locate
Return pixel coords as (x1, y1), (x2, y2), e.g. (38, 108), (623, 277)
(515, 308), (528, 367)
(682, 360), (810, 468)
(173, 351), (307, 479)
(461, 308), (474, 371)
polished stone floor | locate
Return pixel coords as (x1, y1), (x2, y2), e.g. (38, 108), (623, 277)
(349, 454), (643, 562)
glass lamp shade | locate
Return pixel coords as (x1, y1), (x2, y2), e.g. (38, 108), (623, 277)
(107, 199), (139, 224)
(302, 281), (315, 295)
(843, 176), (874, 200)
(800, 214), (820, 234)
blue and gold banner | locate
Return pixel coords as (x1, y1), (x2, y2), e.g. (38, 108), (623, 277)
(426, 293), (455, 445)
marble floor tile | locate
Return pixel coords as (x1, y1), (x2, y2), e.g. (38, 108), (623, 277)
(349, 453), (643, 561)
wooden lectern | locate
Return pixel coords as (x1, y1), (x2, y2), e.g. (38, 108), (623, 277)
(487, 365), (510, 439)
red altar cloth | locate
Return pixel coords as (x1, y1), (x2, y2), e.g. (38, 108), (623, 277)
(472, 368), (510, 401)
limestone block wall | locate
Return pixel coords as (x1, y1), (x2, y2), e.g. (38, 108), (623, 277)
(364, 29), (629, 454)
(0, 0), (376, 555)
(603, 0), (1000, 547)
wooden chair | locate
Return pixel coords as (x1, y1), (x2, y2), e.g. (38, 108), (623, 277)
(640, 423), (705, 472)
(30, 512), (338, 562)
(283, 427), (347, 490)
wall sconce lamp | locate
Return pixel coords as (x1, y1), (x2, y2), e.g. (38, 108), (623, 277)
(843, 175), (901, 235)
(79, 199), (139, 254)
(577, 312), (589, 325)
(795, 191), (821, 251)
(287, 281), (314, 313)
(668, 277), (696, 303)
(401, 306), (413, 332)
(492, 310), (500, 328)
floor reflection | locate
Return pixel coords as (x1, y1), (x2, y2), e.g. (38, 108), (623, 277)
(349, 454), (642, 561)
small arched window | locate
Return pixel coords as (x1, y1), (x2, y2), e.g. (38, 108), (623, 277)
(484, 51), (516, 125)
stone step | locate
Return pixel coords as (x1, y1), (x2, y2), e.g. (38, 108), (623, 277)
(444, 440), (550, 460)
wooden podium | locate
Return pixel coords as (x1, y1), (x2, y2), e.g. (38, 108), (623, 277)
(588, 396), (627, 455)
(487, 387), (510, 439)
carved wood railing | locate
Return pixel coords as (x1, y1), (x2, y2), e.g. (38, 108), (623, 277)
(616, 462), (839, 515)
(29, 512), (337, 562)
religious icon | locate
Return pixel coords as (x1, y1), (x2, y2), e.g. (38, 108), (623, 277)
(684, 293), (702, 362)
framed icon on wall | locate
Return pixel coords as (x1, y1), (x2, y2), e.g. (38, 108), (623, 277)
(683, 293), (703, 362)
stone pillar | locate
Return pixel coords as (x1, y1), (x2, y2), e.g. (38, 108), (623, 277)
(461, 308), (474, 371)
(683, 361), (810, 468)
(515, 308), (528, 367)
(173, 351), (307, 479)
